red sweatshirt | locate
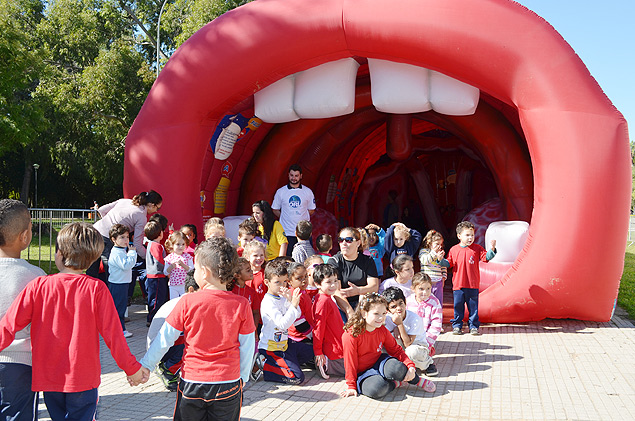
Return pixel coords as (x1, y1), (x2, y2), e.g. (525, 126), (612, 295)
(0, 273), (141, 392)
(288, 289), (314, 341)
(446, 243), (489, 290)
(342, 325), (414, 390)
(312, 293), (344, 360)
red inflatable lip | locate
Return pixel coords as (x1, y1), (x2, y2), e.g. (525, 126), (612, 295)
(124, 0), (630, 322)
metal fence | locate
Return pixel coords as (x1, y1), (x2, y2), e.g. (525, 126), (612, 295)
(26, 208), (98, 273)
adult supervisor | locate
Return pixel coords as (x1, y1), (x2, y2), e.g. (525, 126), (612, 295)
(272, 164), (315, 256)
(87, 190), (162, 283)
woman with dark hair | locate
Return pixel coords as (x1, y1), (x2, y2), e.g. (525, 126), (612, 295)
(327, 227), (379, 311)
(87, 190), (163, 282)
(252, 200), (288, 260)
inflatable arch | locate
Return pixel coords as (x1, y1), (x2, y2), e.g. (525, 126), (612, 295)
(123, 0), (630, 322)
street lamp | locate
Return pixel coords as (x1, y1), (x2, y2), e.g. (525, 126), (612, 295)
(33, 163), (39, 208)
(156, 0), (170, 79)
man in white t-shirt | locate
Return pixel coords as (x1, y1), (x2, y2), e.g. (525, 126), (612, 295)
(272, 164), (316, 256)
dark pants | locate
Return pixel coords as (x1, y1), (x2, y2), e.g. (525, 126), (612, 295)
(108, 282), (129, 331)
(43, 388), (98, 421)
(452, 287), (480, 330)
(357, 355), (420, 400)
(146, 276), (168, 323)
(0, 363), (38, 421)
(162, 343), (185, 370)
(131, 257), (147, 299)
(285, 235), (297, 257)
(86, 236), (113, 285)
(174, 379), (242, 421)
(259, 340), (314, 384)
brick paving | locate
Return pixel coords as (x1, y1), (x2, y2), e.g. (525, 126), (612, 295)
(37, 304), (635, 420)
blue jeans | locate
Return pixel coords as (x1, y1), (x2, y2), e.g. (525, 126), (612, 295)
(108, 282), (129, 331)
(452, 288), (480, 330)
(43, 388), (97, 421)
(146, 276), (168, 323)
(0, 363), (38, 420)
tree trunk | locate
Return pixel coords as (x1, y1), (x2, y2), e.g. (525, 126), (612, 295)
(20, 157), (33, 206)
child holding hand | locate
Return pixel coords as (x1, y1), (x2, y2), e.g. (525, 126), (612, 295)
(108, 224), (138, 338)
(287, 262), (315, 343)
(365, 223), (386, 278)
(419, 230), (449, 306)
(384, 222), (422, 262)
(340, 292), (435, 400)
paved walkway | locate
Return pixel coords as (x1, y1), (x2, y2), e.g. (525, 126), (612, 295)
(37, 305), (635, 420)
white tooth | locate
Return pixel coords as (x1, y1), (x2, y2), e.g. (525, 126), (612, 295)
(254, 75), (299, 123)
(368, 58), (432, 114)
(429, 70), (479, 116)
(293, 58), (360, 119)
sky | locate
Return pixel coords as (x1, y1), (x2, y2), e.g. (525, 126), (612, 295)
(515, 1), (634, 139)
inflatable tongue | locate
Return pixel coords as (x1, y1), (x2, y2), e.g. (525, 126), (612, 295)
(123, 0), (630, 323)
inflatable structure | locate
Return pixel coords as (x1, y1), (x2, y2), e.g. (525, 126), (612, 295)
(123, 0), (630, 322)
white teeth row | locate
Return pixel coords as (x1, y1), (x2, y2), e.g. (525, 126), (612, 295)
(254, 58), (479, 123)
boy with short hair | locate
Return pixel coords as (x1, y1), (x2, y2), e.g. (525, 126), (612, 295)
(292, 220), (315, 264)
(145, 219), (169, 325)
(258, 259), (314, 384)
(406, 272), (442, 376)
(0, 199), (46, 419)
(108, 223), (137, 338)
(141, 237), (255, 420)
(0, 222), (147, 420)
(315, 234), (333, 263)
(447, 221), (497, 336)
(237, 218), (260, 257)
(312, 264), (346, 379)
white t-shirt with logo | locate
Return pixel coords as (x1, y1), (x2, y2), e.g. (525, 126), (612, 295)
(272, 184), (316, 236)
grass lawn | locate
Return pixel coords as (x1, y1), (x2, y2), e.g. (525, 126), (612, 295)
(619, 243), (635, 320)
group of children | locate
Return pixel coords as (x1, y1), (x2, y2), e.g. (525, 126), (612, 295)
(0, 197), (497, 420)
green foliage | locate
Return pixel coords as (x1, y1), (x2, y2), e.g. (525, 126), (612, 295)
(1, 0), (249, 207)
(619, 244), (635, 320)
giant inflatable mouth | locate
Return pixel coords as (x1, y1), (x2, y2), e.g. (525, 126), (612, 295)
(124, 0), (630, 322)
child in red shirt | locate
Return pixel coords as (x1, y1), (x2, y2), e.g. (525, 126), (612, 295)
(141, 237), (255, 421)
(244, 240), (267, 303)
(287, 262), (314, 342)
(231, 257), (260, 327)
(0, 222), (147, 420)
(447, 221), (497, 336)
(340, 293), (436, 400)
(312, 264), (346, 378)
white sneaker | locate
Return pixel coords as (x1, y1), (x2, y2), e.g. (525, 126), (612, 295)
(123, 330), (133, 338)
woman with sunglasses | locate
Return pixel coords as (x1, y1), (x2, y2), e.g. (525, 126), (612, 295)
(327, 227), (379, 311)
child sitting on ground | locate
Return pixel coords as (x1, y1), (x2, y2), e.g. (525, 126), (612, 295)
(383, 286), (436, 377)
(447, 221), (496, 336)
(141, 237), (255, 420)
(204, 217), (226, 240)
(315, 234), (333, 263)
(419, 230), (449, 307)
(0, 199), (46, 419)
(292, 220), (315, 264)
(384, 222), (422, 262)
(147, 270), (200, 391)
(108, 223), (137, 338)
(287, 262), (315, 343)
(164, 231), (194, 299)
(379, 254), (415, 298)
(244, 240), (267, 304)
(406, 272), (442, 376)
(340, 292), (435, 399)
(0, 222), (147, 420)
(312, 264), (346, 379)
(258, 259), (314, 384)
(230, 257), (260, 328)
(145, 220), (169, 325)
(365, 223), (386, 278)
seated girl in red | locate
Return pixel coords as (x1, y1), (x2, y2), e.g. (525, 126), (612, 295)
(340, 293), (436, 399)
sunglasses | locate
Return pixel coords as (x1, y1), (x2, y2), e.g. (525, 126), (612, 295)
(338, 236), (355, 244)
